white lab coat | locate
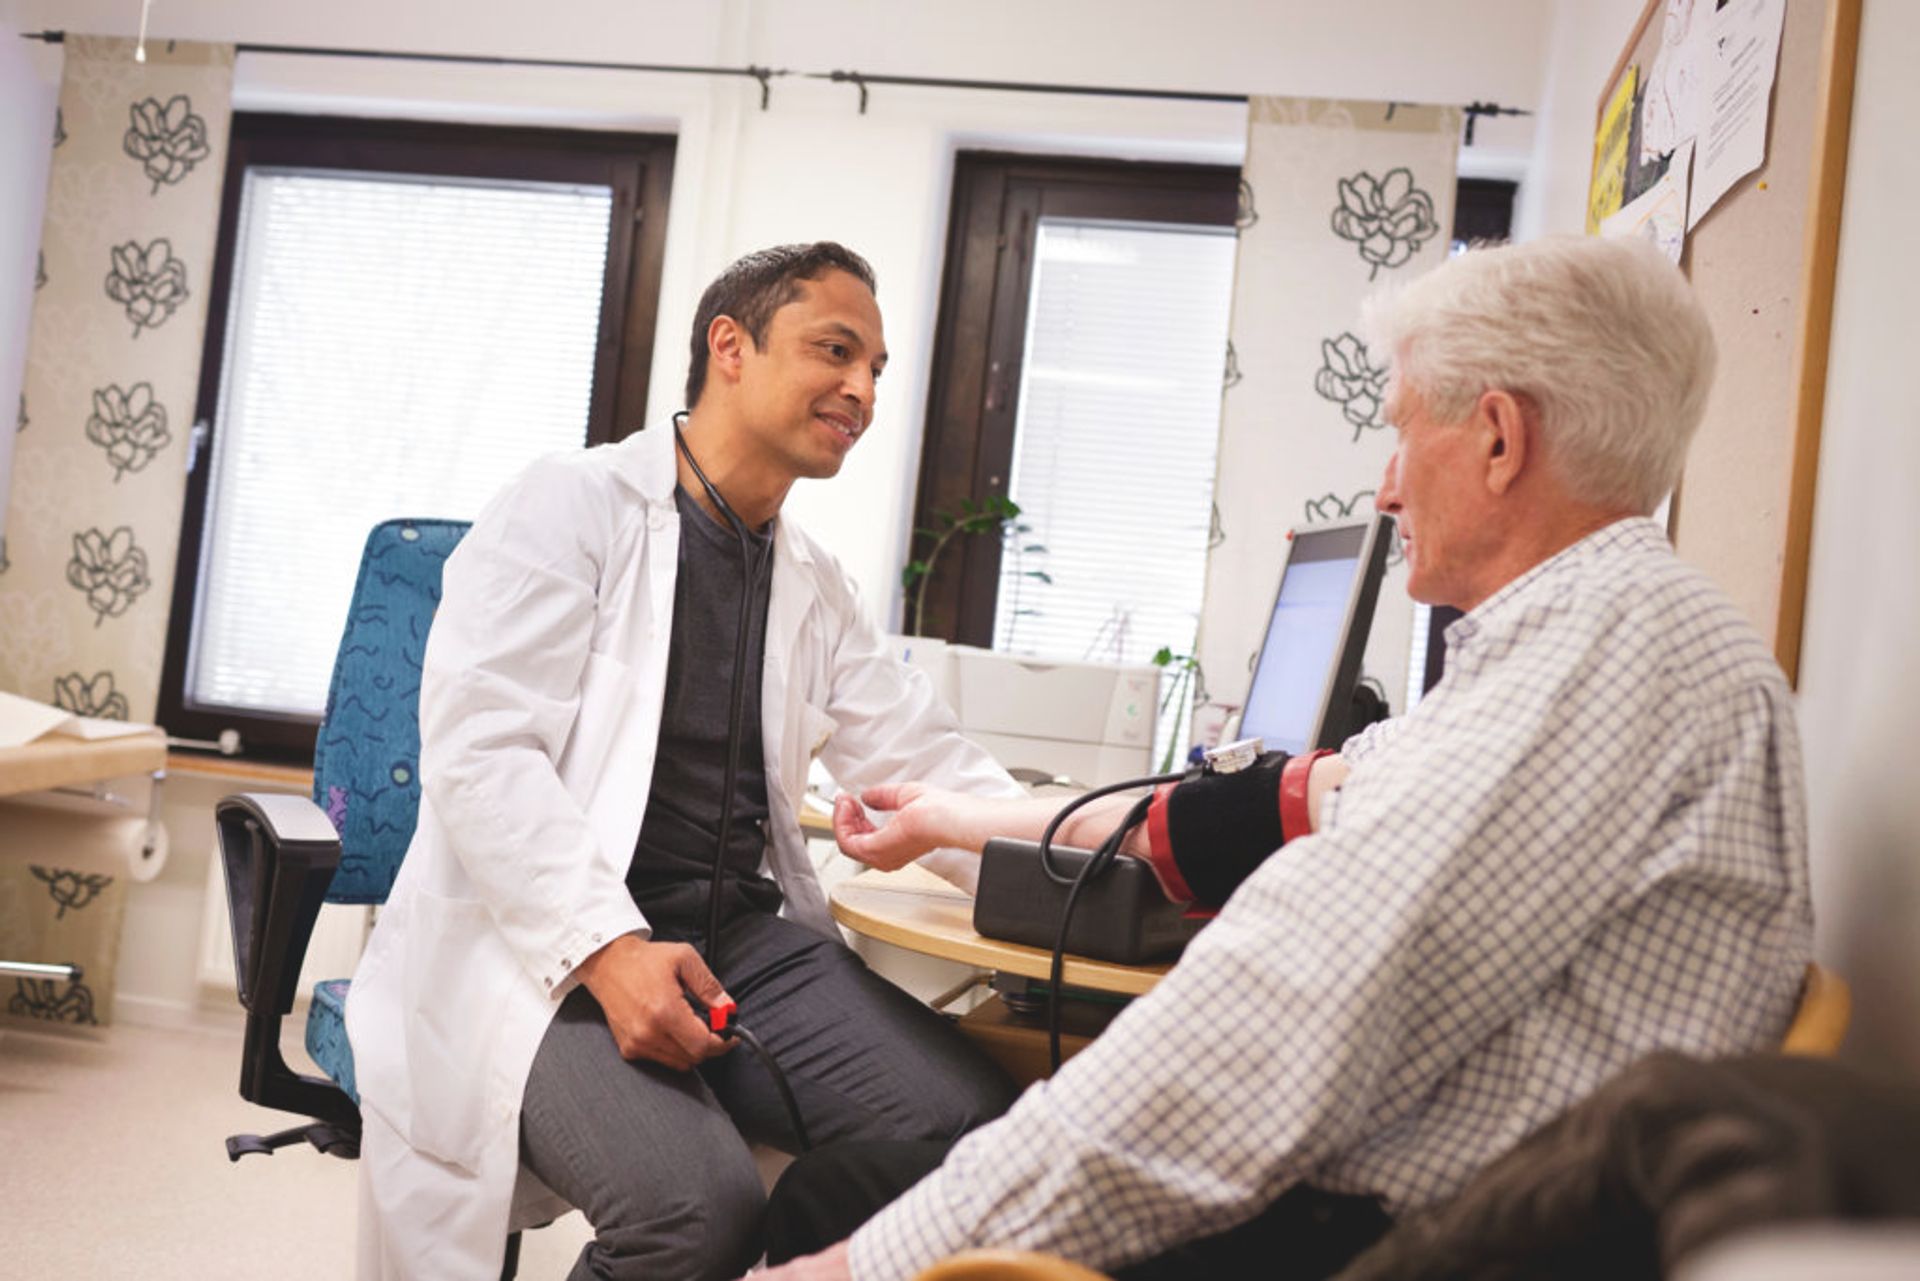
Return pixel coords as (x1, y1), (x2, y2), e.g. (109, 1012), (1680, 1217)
(344, 422), (1019, 1278)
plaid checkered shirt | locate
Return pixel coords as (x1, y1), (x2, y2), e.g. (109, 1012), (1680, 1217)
(851, 516), (1812, 1279)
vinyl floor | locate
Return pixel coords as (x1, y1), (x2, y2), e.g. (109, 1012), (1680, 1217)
(0, 1015), (597, 1279)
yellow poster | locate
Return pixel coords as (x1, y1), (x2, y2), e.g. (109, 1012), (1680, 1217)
(1587, 65), (1638, 233)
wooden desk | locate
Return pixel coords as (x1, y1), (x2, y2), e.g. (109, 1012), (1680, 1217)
(164, 751), (313, 790)
(0, 731), (170, 982)
(0, 730), (169, 798)
(830, 865), (1170, 1082)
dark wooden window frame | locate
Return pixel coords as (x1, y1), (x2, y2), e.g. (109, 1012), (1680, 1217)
(1452, 177), (1520, 247)
(911, 152), (1240, 646)
(158, 113), (675, 761)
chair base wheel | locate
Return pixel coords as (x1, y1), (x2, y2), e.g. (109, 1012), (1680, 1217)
(226, 1120), (362, 1162)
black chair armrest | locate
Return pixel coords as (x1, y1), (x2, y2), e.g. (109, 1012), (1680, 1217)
(214, 792), (358, 1128)
(216, 792), (341, 1015)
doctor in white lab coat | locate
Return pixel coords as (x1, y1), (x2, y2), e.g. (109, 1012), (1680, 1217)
(345, 244), (1021, 1278)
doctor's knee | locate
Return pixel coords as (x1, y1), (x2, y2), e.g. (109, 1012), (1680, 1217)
(587, 1146), (765, 1280)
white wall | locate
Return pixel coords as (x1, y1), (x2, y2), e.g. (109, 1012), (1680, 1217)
(1794, 0), (1920, 1073)
(0, 0), (1551, 623)
(1512, 0), (1647, 240)
(0, 21), (58, 547)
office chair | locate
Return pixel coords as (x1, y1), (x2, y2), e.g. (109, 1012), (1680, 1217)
(1781, 961), (1851, 1057)
(915, 1251), (1108, 1281)
(215, 518), (555, 1276)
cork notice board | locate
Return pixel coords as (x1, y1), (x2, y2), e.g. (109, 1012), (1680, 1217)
(1594, 0), (1860, 685)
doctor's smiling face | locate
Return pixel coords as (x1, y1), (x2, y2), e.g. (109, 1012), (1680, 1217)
(685, 242), (888, 506)
(730, 266), (887, 482)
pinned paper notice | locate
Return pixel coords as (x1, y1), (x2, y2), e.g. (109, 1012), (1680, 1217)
(1603, 139), (1694, 264)
(1588, 65), (1639, 233)
(1688, 0), (1787, 230)
(1640, 0), (1708, 164)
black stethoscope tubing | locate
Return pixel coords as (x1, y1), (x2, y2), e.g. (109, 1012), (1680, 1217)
(671, 411), (774, 968)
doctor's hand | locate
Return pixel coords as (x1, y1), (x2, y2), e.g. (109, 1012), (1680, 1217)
(575, 934), (732, 1071)
(833, 783), (973, 871)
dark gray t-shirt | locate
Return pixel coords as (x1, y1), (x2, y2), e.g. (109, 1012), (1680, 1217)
(626, 485), (782, 927)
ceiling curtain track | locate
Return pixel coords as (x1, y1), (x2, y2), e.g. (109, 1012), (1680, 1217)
(21, 30), (1528, 143)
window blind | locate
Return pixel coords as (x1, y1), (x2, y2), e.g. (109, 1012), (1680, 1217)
(992, 219), (1236, 765)
(189, 169), (612, 717)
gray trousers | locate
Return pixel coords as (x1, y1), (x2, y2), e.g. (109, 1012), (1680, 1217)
(519, 895), (1017, 1281)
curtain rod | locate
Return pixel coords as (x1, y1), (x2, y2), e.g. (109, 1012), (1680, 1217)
(21, 30), (1529, 141)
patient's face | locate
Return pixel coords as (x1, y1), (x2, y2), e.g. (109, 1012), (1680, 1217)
(1376, 381), (1491, 609)
(734, 268), (888, 481)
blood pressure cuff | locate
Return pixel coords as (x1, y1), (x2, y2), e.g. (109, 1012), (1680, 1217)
(1144, 749), (1325, 910)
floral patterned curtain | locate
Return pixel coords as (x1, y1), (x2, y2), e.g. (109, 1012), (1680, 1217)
(1195, 98), (1460, 729)
(0, 35), (233, 1026)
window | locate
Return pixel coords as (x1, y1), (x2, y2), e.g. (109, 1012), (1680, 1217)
(911, 155), (1238, 770)
(991, 219), (1236, 667)
(159, 115), (674, 760)
(913, 153), (1240, 660)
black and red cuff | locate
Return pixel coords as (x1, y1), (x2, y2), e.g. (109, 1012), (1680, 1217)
(1279, 748), (1334, 846)
(1143, 750), (1294, 910)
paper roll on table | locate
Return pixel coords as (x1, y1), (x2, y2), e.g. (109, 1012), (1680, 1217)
(0, 791), (169, 882)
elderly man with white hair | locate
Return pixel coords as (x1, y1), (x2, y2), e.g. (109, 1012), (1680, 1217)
(757, 235), (1813, 1281)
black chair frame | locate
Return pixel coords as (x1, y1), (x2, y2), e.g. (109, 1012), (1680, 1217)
(217, 792), (362, 1160)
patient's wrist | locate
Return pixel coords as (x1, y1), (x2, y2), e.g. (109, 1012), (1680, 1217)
(952, 795), (1028, 854)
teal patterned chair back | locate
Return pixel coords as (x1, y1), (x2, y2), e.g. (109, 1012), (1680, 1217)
(312, 519), (468, 905)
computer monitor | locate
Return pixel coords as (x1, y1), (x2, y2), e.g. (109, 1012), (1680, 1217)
(1238, 515), (1394, 756)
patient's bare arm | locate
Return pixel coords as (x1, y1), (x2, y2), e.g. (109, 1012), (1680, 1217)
(833, 755), (1350, 892)
(831, 782), (1148, 871)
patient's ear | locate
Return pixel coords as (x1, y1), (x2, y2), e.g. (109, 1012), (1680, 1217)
(1479, 389), (1530, 496)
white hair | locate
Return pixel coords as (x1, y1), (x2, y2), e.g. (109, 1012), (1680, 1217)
(1359, 235), (1717, 513)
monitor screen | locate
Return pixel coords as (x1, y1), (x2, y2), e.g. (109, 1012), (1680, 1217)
(1238, 517), (1391, 756)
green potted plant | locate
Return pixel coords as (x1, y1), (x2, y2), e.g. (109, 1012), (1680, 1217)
(900, 495), (1049, 637)
(1150, 647), (1205, 773)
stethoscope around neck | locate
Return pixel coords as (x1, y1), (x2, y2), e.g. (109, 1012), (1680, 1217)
(669, 409), (774, 965)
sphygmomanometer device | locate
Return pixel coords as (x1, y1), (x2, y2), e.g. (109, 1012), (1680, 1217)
(969, 736), (1272, 1069)
(972, 516), (1392, 958)
(968, 516), (1394, 1069)
(971, 734), (1268, 965)
(974, 838), (1201, 965)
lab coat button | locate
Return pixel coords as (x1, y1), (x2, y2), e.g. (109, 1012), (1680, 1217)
(561, 957), (572, 970)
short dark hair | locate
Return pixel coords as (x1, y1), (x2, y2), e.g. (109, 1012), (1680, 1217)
(684, 241), (878, 408)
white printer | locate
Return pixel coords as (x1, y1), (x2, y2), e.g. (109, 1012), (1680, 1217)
(890, 638), (1160, 787)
